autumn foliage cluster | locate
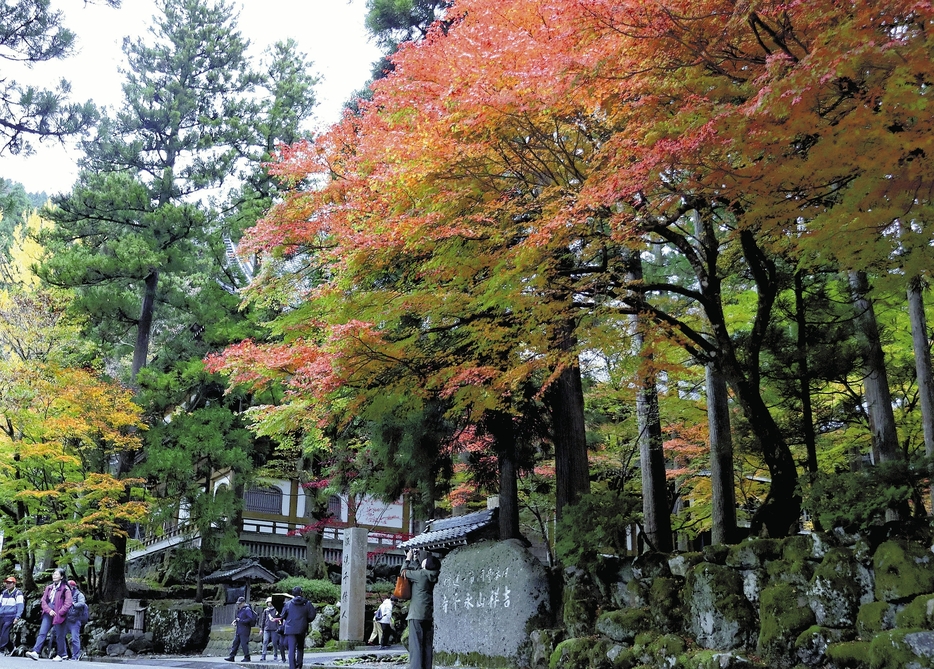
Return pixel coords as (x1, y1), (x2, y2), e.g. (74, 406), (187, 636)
(211, 1), (934, 542)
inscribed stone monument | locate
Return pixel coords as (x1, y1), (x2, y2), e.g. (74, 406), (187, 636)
(434, 539), (552, 666)
(339, 527), (367, 642)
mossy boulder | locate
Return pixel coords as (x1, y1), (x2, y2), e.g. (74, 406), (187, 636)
(874, 539), (934, 603)
(727, 538), (781, 570)
(562, 567), (602, 638)
(757, 584), (816, 668)
(684, 562), (757, 650)
(869, 629), (934, 669)
(549, 637), (616, 669)
(825, 641), (871, 668)
(648, 577), (683, 632)
(767, 554), (814, 588)
(896, 594), (934, 630)
(702, 545), (730, 565)
(645, 633), (685, 665)
(857, 600), (896, 637)
(669, 553), (703, 578)
(529, 629), (564, 669)
(596, 608), (651, 644)
(782, 535), (813, 564)
(678, 649), (761, 669)
(631, 552), (672, 581)
(807, 548), (863, 627)
(147, 600), (209, 654)
(794, 625), (855, 668)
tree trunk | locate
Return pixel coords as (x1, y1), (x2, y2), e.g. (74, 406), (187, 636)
(849, 270), (901, 463)
(907, 276), (934, 510)
(627, 252), (672, 552)
(131, 270), (159, 379)
(304, 531), (328, 579)
(706, 365), (737, 545)
(795, 272), (818, 473)
(546, 327), (590, 519)
(486, 411), (521, 541)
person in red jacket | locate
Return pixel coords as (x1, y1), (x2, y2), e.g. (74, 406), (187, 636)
(26, 568), (73, 661)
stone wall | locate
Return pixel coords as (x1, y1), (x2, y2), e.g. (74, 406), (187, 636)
(535, 531), (934, 669)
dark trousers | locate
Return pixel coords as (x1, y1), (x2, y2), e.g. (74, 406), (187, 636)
(408, 619), (433, 669)
(379, 622), (393, 646)
(0, 614), (14, 650)
(275, 631), (287, 660)
(33, 614), (66, 658)
(66, 619), (82, 658)
(228, 623), (251, 659)
(286, 633), (306, 669)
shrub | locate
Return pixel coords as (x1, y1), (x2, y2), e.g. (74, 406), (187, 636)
(274, 577), (340, 603)
(555, 488), (641, 569)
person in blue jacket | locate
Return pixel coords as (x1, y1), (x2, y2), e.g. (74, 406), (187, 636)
(224, 596), (256, 662)
(0, 576), (24, 655)
(281, 586), (316, 669)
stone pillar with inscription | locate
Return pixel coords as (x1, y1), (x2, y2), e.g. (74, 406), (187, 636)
(338, 526), (368, 642)
(434, 539), (553, 667)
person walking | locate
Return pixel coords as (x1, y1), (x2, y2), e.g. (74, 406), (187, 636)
(26, 568), (73, 661)
(0, 577), (24, 655)
(281, 586), (315, 669)
(375, 595), (396, 649)
(403, 549), (440, 669)
(64, 580), (88, 661)
(224, 596), (256, 662)
(260, 597), (280, 662)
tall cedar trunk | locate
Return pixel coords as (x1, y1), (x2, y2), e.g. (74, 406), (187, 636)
(795, 272), (818, 473)
(131, 270), (159, 378)
(907, 276), (934, 510)
(706, 365), (737, 545)
(849, 271), (901, 463)
(304, 531), (328, 579)
(486, 411), (521, 540)
(627, 253), (672, 552)
(546, 326), (590, 519)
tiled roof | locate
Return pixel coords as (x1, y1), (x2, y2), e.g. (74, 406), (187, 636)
(202, 560), (278, 584)
(399, 508), (498, 551)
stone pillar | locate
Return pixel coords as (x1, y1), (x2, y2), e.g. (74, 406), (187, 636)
(339, 526), (368, 642)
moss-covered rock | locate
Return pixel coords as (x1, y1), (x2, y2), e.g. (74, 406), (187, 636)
(895, 594), (934, 630)
(825, 641), (871, 668)
(632, 552), (673, 581)
(645, 633), (685, 665)
(807, 548), (863, 627)
(857, 600), (896, 637)
(678, 649), (761, 669)
(874, 540), (934, 603)
(767, 553), (815, 589)
(596, 609), (651, 644)
(869, 629), (934, 669)
(702, 545), (730, 565)
(794, 625), (855, 668)
(684, 562), (757, 650)
(530, 629), (564, 669)
(782, 535), (813, 564)
(146, 600), (209, 654)
(727, 538), (781, 570)
(741, 569), (767, 607)
(648, 577), (684, 632)
(562, 567), (602, 638)
(669, 553), (703, 579)
(757, 584), (816, 668)
(549, 637), (593, 669)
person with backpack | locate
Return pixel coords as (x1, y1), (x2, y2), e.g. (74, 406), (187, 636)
(224, 596), (256, 662)
(281, 586), (316, 669)
(0, 576), (24, 655)
(26, 567), (73, 661)
(65, 580), (88, 661)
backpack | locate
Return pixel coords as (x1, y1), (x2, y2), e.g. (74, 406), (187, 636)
(69, 588), (89, 625)
(242, 605), (257, 626)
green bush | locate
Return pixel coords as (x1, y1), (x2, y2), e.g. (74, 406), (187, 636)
(799, 461), (923, 533)
(555, 488), (641, 569)
(274, 577), (340, 603)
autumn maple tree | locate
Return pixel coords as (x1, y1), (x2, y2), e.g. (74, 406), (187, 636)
(213, 0), (934, 543)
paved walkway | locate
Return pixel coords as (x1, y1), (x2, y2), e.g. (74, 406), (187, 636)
(1, 647), (415, 669)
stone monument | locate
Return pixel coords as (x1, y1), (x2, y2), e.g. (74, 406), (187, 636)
(338, 526), (368, 642)
(434, 539), (553, 667)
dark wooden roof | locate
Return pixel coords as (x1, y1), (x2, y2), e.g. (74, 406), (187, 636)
(202, 560), (278, 584)
(399, 508), (498, 552)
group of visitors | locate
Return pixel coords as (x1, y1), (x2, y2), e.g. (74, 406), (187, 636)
(225, 585), (315, 669)
(0, 568), (90, 661)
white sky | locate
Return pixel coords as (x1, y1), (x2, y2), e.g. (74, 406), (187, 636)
(0, 0), (382, 195)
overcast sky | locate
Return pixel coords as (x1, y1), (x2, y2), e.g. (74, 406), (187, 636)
(0, 0), (382, 195)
